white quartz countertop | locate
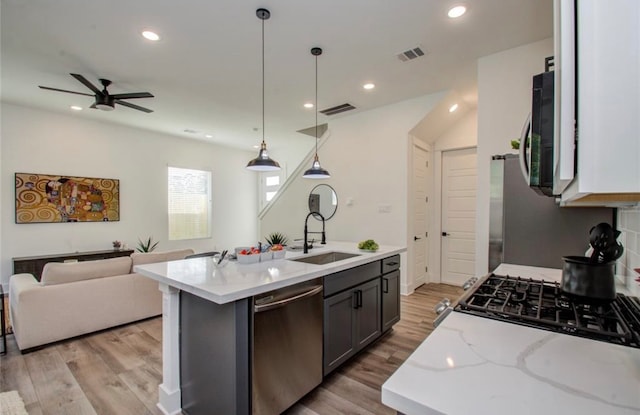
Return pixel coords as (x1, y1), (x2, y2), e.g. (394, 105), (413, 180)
(382, 263), (640, 415)
(134, 241), (404, 304)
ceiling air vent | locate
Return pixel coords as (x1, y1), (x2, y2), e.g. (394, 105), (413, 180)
(397, 46), (425, 62)
(319, 103), (356, 116)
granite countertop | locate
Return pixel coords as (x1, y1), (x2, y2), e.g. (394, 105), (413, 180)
(134, 241), (404, 304)
(381, 263), (640, 415)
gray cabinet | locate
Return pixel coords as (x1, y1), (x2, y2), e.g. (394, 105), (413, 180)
(382, 269), (400, 332)
(381, 255), (401, 332)
(355, 278), (382, 348)
(323, 287), (357, 373)
(323, 261), (383, 375)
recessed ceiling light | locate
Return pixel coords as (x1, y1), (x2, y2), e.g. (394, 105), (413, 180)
(363, 83), (375, 90)
(448, 5), (466, 18)
(304, 102), (314, 109)
(70, 105), (82, 111)
(449, 103), (459, 113)
(142, 30), (160, 41)
(205, 134), (213, 138)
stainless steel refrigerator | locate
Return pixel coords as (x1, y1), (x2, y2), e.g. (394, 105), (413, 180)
(489, 154), (614, 271)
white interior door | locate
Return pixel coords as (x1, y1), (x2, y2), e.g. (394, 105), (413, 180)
(412, 143), (429, 289)
(441, 148), (476, 286)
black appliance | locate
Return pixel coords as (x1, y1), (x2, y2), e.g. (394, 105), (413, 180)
(455, 274), (640, 349)
(520, 57), (555, 196)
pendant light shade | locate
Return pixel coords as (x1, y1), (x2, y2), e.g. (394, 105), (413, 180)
(246, 141), (281, 171)
(247, 8), (280, 172)
(303, 47), (330, 179)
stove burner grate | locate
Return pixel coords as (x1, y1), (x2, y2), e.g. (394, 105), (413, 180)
(456, 274), (640, 348)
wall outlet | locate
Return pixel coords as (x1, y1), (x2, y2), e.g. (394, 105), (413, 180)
(378, 204), (392, 213)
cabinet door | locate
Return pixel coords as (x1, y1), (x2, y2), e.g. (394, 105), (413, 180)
(382, 270), (400, 332)
(323, 289), (357, 375)
(355, 278), (381, 350)
(560, 0), (640, 203)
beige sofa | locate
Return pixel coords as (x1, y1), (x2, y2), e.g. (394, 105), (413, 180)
(9, 249), (193, 351)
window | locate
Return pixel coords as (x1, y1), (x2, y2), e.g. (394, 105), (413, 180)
(259, 168), (285, 209)
(168, 167), (212, 240)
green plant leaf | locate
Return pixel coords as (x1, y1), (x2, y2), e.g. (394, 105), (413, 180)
(137, 236), (158, 252)
(265, 232), (288, 246)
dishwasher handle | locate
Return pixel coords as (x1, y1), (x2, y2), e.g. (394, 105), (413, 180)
(254, 285), (323, 313)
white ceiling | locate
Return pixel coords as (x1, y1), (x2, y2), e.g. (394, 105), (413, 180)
(0, 0), (553, 152)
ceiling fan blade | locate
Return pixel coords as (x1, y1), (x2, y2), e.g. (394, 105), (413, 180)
(115, 99), (154, 113)
(70, 73), (102, 95)
(110, 92), (154, 100)
(39, 86), (94, 97)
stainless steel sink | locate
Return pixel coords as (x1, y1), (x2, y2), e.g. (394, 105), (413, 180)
(289, 251), (360, 265)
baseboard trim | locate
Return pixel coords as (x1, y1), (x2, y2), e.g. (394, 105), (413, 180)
(401, 275), (427, 296)
(158, 383), (182, 415)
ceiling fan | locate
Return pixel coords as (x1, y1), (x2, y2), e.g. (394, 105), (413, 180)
(39, 73), (154, 113)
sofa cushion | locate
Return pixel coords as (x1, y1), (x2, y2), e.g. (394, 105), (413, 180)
(130, 249), (195, 267)
(40, 256), (133, 286)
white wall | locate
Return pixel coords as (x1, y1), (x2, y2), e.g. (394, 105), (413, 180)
(1, 103), (258, 288)
(433, 109), (478, 152)
(475, 38), (553, 275)
(260, 94), (443, 287)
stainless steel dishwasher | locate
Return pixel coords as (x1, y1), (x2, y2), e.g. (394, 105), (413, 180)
(252, 278), (323, 415)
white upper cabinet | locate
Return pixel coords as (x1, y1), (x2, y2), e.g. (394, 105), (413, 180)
(556, 0), (640, 206)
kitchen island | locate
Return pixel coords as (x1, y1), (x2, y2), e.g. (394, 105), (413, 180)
(381, 264), (640, 414)
(134, 241), (405, 415)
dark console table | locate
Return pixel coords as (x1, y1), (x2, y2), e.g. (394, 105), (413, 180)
(13, 249), (134, 281)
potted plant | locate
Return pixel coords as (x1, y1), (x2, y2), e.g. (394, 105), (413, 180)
(265, 232), (288, 247)
(265, 232), (288, 259)
(136, 237), (159, 252)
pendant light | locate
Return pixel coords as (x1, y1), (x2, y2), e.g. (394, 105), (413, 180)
(303, 47), (330, 179)
(246, 8), (281, 172)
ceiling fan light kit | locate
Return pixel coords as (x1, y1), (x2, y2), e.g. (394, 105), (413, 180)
(303, 47), (330, 179)
(39, 73), (154, 113)
(246, 8), (281, 172)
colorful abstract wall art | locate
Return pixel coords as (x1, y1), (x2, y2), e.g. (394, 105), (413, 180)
(15, 173), (120, 223)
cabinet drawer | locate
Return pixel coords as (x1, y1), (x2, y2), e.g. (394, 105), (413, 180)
(324, 261), (380, 297)
(381, 255), (400, 274)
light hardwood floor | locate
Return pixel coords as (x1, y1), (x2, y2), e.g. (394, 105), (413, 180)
(0, 283), (463, 415)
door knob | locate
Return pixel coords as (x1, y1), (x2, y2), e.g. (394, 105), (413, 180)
(414, 236), (422, 241)
(442, 232), (450, 236)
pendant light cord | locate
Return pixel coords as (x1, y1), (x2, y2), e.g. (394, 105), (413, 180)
(262, 17), (266, 146)
(315, 51), (319, 155)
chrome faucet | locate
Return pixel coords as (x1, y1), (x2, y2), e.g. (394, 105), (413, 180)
(304, 212), (326, 254)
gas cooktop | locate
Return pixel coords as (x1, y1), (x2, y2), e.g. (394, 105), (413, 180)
(455, 274), (640, 349)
